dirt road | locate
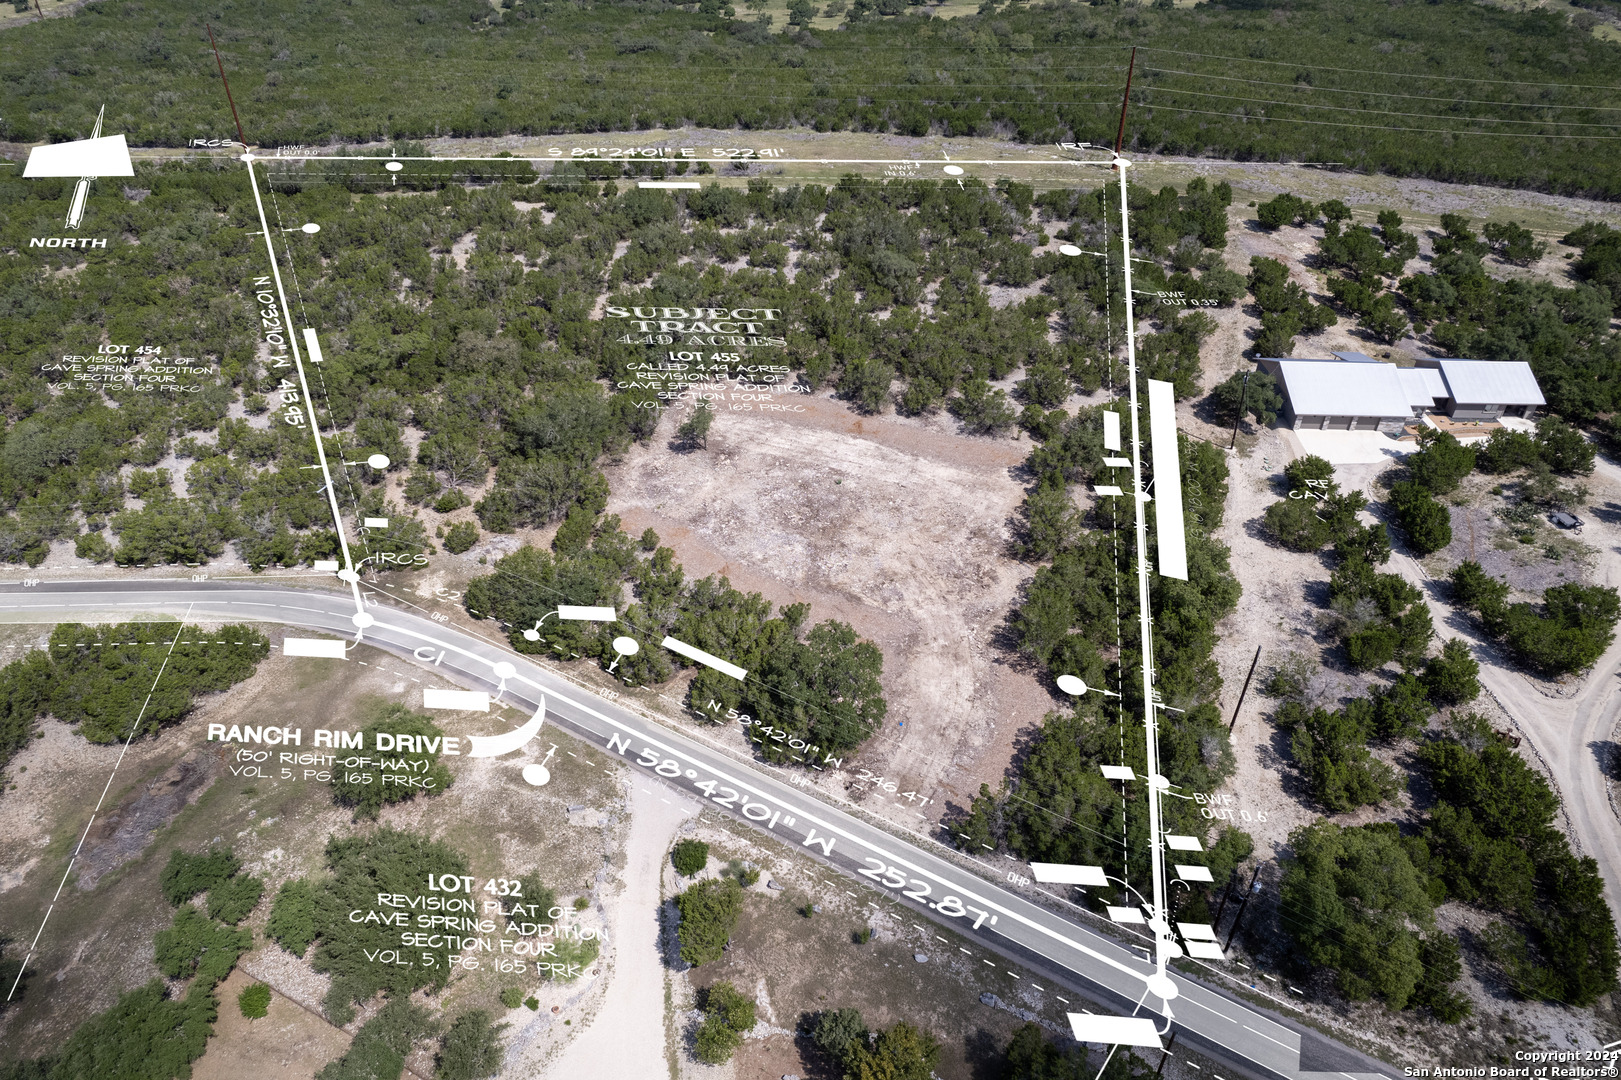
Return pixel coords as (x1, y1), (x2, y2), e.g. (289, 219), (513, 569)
(541, 782), (697, 1079)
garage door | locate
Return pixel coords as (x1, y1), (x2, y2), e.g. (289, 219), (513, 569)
(1356, 417), (1382, 429)
(1323, 415), (1353, 430)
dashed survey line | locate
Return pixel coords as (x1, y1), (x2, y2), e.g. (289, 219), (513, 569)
(55, 639), (261, 647)
(6, 606), (192, 1002)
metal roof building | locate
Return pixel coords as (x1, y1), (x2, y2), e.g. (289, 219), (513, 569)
(1256, 354), (1544, 431)
(1419, 359), (1546, 420)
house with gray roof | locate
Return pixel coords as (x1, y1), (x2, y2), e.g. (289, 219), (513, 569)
(1255, 352), (1543, 432)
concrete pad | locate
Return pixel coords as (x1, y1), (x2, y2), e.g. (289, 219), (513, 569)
(1291, 428), (1417, 466)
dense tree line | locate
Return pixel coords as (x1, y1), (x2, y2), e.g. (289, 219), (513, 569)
(0, 621), (268, 776)
(1269, 639), (1479, 813)
(957, 403), (1250, 912)
(1272, 712), (1620, 1016)
(1242, 198), (1621, 424)
(4, 1), (1621, 195)
(1279, 820), (1468, 1019)
(465, 516), (887, 762)
(1414, 714), (1617, 1006)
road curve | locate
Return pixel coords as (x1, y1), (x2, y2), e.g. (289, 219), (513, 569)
(0, 578), (1395, 1080)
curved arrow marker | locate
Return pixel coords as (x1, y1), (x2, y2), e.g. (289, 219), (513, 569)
(466, 697), (545, 758)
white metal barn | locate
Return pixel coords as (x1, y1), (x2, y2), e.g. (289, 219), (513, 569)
(1257, 352), (1543, 432)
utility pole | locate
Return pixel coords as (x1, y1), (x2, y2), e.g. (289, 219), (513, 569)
(1212, 870), (1238, 930)
(1224, 866), (1262, 951)
(1114, 47), (1137, 157)
(1156, 1031), (1179, 1076)
(1228, 645), (1262, 733)
(1228, 371), (1251, 450)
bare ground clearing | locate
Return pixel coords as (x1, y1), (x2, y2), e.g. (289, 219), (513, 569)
(603, 387), (1062, 832)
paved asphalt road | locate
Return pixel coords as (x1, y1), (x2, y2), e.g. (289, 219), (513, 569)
(0, 579), (1395, 1080)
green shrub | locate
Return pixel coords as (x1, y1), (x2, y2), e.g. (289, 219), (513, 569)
(693, 979), (756, 1064)
(207, 873), (264, 925)
(328, 704), (453, 819)
(846, 1021), (942, 1080)
(539, 935), (599, 981)
(436, 1010), (507, 1080)
(237, 983), (271, 1020)
(1475, 428), (1540, 474)
(694, 1016), (742, 1064)
(1389, 480), (1452, 555)
(46, 980), (216, 1080)
(498, 986), (524, 1009)
(1421, 639), (1480, 707)
(1210, 370), (1282, 426)
(152, 907), (252, 985)
(1279, 822), (1438, 1010)
(1256, 193), (1314, 229)
(1448, 560), (1510, 612)
(49, 622), (269, 743)
(674, 877), (743, 966)
(443, 520), (480, 554)
(1277, 701), (1403, 812)
(1262, 497), (1330, 552)
(812, 1007), (869, 1065)
(1535, 417), (1595, 476)
(266, 879), (318, 958)
(160, 848), (240, 906)
(1407, 431), (1476, 495)
(316, 997), (436, 1080)
(671, 838), (709, 876)
(310, 829), (472, 1013)
(1283, 454), (1336, 493)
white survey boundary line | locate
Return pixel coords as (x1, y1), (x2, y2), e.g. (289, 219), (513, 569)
(241, 154), (363, 615)
(259, 155), (1118, 166)
(6, 607), (192, 1000)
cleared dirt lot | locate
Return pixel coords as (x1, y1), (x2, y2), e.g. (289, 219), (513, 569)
(604, 387), (1063, 829)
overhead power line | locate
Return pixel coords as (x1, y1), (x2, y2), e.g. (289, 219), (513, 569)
(1136, 84), (1621, 130)
(1134, 45), (1621, 92)
(1139, 65), (1621, 113)
(1126, 101), (1621, 141)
